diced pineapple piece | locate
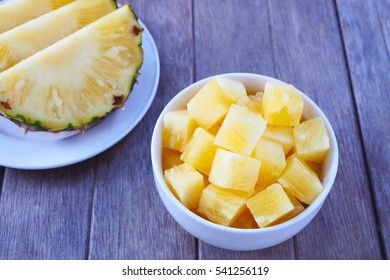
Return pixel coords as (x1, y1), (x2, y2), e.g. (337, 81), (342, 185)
(238, 92), (263, 114)
(164, 163), (204, 210)
(187, 80), (232, 129)
(270, 194), (305, 226)
(231, 206), (258, 229)
(207, 123), (221, 135)
(246, 183), (295, 227)
(198, 184), (248, 226)
(252, 138), (286, 189)
(215, 77), (249, 103)
(305, 160), (322, 177)
(262, 82), (304, 126)
(181, 127), (218, 175)
(293, 117), (330, 162)
(278, 154), (323, 205)
(162, 148), (183, 171)
(209, 148), (261, 194)
(162, 110), (198, 152)
(214, 104), (267, 156)
(262, 125), (294, 154)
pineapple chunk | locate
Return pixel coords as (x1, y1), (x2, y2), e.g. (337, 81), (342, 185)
(246, 183), (295, 227)
(209, 148), (261, 194)
(293, 117), (330, 162)
(252, 138), (286, 189)
(162, 110), (198, 152)
(181, 127), (218, 175)
(207, 123), (221, 135)
(214, 104), (267, 156)
(215, 77), (249, 103)
(262, 125), (294, 154)
(231, 206), (258, 229)
(164, 163), (204, 210)
(270, 194), (305, 226)
(162, 148), (183, 171)
(278, 154), (323, 205)
(198, 184), (248, 226)
(187, 80), (232, 129)
(262, 82), (304, 126)
(238, 92), (263, 114)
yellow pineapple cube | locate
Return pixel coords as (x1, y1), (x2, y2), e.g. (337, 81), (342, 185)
(214, 104), (267, 156)
(187, 80), (232, 129)
(270, 194), (305, 226)
(162, 110), (198, 152)
(209, 148), (261, 194)
(252, 138), (286, 189)
(198, 184), (248, 226)
(262, 125), (294, 154)
(293, 117), (330, 162)
(162, 148), (183, 171)
(215, 77), (249, 103)
(181, 127), (218, 175)
(262, 82), (304, 126)
(278, 154), (323, 205)
(246, 183), (295, 227)
(164, 163), (204, 210)
(238, 92), (263, 114)
(231, 206), (258, 229)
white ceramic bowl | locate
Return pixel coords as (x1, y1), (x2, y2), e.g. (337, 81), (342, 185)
(151, 73), (339, 251)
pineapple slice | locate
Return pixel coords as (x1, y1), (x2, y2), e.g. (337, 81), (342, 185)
(0, 5), (143, 132)
(181, 127), (218, 175)
(238, 92), (263, 114)
(231, 206), (258, 229)
(246, 183), (294, 228)
(293, 117), (330, 162)
(0, 0), (75, 34)
(262, 125), (294, 154)
(270, 194), (305, 226)
(187, 80), (232, 129)
(214, 104), (267, 156)
(278, 154), (323, 205)
(164, 163), (204, 210)
(262, 82), (304, 126)
(198, 184), (248, 226)
(163, 110), (198, 152)
(162, 148), (183, 171)
(252, 138), (286, 189)
(215, 77), (249, 103)
(0, 0), (117, 72)
(209, 148), (261, 194)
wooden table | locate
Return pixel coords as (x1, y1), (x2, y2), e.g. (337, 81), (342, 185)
(0, 0), (388, 260)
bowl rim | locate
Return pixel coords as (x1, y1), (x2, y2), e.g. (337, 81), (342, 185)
(151, 72), (339, 234)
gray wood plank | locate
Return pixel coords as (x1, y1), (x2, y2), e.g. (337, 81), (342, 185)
(336, 0), (390, 259)
(194, 0), (295, 259)
(0, 163), (95, 259)
(87, 0), (197, 259)
(268, 0), (381, 259)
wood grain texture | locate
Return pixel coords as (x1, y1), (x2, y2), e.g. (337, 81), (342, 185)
(87, 0), (197, 259)
(336, 0), (390, 259)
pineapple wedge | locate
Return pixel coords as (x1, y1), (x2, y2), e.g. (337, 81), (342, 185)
(198, 184), (248, 226)
(294, 117), (330, 162)
(215, 77), (249, 103)
(0, 0), (117, 72)
(0, 0), (75, 34)
(246, 183), (294, 228)
(187, 80), (232, 130)
(163, 110), (198, 152)
(262, 125), (294, 154)
(270, 194), (305, 226)
(162, 148), (183, 171)
(164, 163), (204, 210)
(214, 104), (266, 156)
(181, 127), (218, 175)
(209, 148), (261, 194)
(252, 138), (286, 189)
(262, 82), (304, 126)
(278, 154), (323, 205)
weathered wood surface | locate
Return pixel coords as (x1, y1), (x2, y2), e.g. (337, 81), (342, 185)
(0, 0), (388, 260)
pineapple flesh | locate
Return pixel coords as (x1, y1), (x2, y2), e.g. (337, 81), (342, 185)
(215, 77), (249, 103)
(0, 5), (143, 132)
(278, 154), (323, 205)
(164, 163), (204, 210)
(162, 148), (183, 171)
(262, 125), (294, 154)
(246, 183), (295, 228)
(294, 117), (330, 162)
(163, 110), (198, 152)
(270, 194), (305, 226)
(0, 0), (117, 73)
(198, 184), (248, 226)
(0, 0), (75, 34)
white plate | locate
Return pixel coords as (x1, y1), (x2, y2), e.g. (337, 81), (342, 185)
(0, 21), (160, 170)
